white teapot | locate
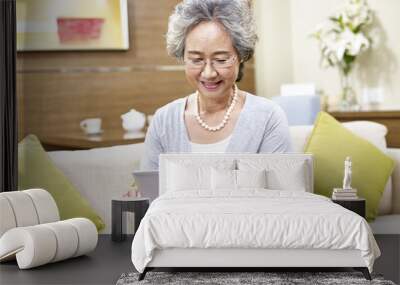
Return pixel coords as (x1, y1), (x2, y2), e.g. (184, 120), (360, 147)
(121, 109), (146, 132)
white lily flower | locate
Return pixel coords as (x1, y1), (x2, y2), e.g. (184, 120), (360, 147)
(311, 0), (374, 72)
(336, 44), (347, 61)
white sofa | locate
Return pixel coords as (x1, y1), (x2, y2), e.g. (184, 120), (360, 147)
(47, 123), (400, 235)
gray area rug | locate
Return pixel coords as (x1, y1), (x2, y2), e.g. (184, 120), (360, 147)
(116, 271), (396, 285)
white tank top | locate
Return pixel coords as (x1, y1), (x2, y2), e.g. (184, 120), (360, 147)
(190, 135), (232, 153)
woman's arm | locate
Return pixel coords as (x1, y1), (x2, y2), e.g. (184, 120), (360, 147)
(140, 113), (164, 170)
(259, 106), (293, 153)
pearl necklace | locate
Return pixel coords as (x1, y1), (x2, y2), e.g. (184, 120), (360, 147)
(195, 85), (238, 132)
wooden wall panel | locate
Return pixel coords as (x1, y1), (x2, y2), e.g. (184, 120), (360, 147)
(17, 0), (255, 143)
(18, 68), (254, 138)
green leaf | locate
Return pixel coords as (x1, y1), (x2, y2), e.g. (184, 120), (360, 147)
(354, 24), (363, 33)
(343, 54), (355, 65)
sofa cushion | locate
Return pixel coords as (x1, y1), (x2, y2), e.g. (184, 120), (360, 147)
(18, 135), (105, 231)
(290, 121), (393, 215)
(304, 112), (395, 221)
(290, 125), (314, 153)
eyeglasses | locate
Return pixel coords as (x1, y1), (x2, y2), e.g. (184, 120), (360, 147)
(184, 55), (237, 70)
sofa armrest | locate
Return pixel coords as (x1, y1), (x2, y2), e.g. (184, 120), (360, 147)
(387, 148), (400, 214)
(47, 143), (145, 234)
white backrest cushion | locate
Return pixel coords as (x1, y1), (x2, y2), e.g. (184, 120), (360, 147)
(342, 121), (388, 148)
(289, 121), (392, 215)
(48, 143), (145, 234)
(289, 125), (313, 153)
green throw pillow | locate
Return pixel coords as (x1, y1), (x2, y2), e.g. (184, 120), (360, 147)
(18, 134), (105, 231)
(304, 112), (395, 221)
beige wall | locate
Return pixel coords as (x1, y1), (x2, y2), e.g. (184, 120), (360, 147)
(255, 0), (400, 108)
(254, 0), (293, 98)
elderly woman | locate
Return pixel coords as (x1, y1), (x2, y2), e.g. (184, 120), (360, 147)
(141, 0), (292, 170)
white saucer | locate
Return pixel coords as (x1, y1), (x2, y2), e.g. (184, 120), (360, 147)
(123, 131), (145, 139)
(85, 129), (104, 136)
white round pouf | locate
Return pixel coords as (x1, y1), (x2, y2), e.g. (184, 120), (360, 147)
(0, 189), (59, 237)
(42, 221), (79, 262)
(0, 218), (98, 269)
(0, 189), (98, 269)
(65, 218), (98, 257)
(0, 226), (57, 269)
(0, 196), (17, 237)
(24, 189), (60, 223)
(1, 191), (39, 227)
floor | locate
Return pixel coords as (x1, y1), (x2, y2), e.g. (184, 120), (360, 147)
(1, 235), (398, 285)
(0, 235), (134, 285)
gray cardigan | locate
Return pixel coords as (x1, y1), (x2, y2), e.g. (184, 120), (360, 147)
(140, 93), (292, 170)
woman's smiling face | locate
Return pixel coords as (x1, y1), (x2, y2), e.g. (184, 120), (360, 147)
(184, 21), (240, 99)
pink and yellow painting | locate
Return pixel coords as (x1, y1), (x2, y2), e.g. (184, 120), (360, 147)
(17, 0), (129, 51)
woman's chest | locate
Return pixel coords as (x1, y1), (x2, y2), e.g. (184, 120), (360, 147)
(184, 112), (239, 144)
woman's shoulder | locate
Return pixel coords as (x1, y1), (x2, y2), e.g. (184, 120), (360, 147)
(244, 92), (282, 113)
(243, 93), (288, 126)
(158, 97), (186, 112)
(153, 96), (187, 119)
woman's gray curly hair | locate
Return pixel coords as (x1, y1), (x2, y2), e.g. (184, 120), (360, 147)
(166, 0), (257, 81)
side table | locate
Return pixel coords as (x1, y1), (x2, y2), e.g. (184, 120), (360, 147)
(332, 198), (366, 218)
(112, 197), (150, 242)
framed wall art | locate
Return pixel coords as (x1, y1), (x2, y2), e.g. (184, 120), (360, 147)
(16, 0), (129, 51)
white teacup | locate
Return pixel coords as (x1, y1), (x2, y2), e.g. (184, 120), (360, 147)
(80, 118), (102, 135)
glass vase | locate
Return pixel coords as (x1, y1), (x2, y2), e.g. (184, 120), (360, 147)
(338, 69), (359, 111)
